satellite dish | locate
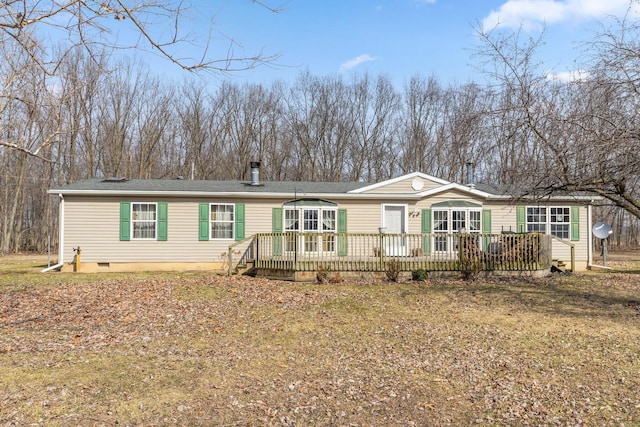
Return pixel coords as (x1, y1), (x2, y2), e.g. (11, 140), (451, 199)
(593, 222), (612, 239)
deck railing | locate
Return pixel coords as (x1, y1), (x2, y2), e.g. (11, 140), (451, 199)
(248, 232), (552, 273)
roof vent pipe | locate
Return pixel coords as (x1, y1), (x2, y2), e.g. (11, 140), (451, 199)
(466, 162), (475, 189)
(250, 161), (261, 186)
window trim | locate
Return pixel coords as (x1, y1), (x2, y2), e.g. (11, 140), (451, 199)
(432, 206), (483, 253)
(432, 207), (483, 234)
(283, 205), (338, 254)
(526, 205), (571, 239)
(210, 203), (235, 240)
(131, 202), (158, 240)
(284, 205), (338, 232)
(549, 206), (571, 239)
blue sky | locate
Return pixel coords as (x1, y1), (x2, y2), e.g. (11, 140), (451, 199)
(141, 0), (637, 86)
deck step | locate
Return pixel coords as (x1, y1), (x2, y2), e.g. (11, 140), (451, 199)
(551, 259), (569, 273)
(233, 261), (256, 276)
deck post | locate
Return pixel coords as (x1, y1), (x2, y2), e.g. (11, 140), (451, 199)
(378, 228), (386, 267)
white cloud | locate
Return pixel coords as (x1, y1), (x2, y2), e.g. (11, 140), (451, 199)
(482, 0), (635, 31)
(338, 54), (378, 73)
(546, 69), (591, 82)
(414, 0), (436, 4)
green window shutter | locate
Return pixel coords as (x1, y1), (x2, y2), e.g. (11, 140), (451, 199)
(235, 203), (245, 241)
(337, 209), (348, 256)
(421, 209), (431, 256)
(157, 202), (168, 241)
(119, 202), (131, 241)
(198, 203), (210, 241)
(571, 206), (580, 241)
(272, 208), (283, 232)
(272, 208), (283, 256)
(516, 206), (526, 233)
(482, 209), (492, 251)
(482, 210), (492, 233)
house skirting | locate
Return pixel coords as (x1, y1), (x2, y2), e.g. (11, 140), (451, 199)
(60, 261), (227, 273)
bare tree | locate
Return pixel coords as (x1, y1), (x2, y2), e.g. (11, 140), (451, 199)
(0, 0), (285, 72)
(435, 82), (493, 183)
(285, 73), (353, 181)
(348, 73), (400, 182)
(54, 47), (112, 182)
(174, 80), (218, 179)
(398, 76), (447, 176)
(130, 77), (176, 179)
(0, 35), (64, 253)
(0, 0), (286, 158)
(474, 10), (640, 235)
(253, 81), (289, 181)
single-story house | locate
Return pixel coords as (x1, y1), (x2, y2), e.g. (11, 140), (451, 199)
(45, 169), (599, 277)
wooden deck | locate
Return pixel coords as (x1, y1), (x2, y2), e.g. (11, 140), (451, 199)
(229, 232), (553, 280)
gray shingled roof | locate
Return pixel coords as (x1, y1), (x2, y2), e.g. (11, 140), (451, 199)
(49, 177), (597, 201)
(50, 178), (369, 195)
(474, 182), (595, 199)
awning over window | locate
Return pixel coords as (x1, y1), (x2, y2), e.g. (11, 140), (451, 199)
(283, 198), (338, 208)
(431, 200), (482, 208)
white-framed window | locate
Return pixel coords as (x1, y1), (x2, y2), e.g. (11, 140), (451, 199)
(303, 208), (319, 252)
(284, 208), (300, 252)
(433, 207), (482, 253)
(526, 207), (547, 233)
(322, 209), (337, 252)
(526, 206), (570, 238)
(550, 207), (570, 239)
(433, 210), (449, 252)
(468, 210), (481, 232)
(211, 204), (235, 239)
(283, 205), (337, 253)
(132, 203), (157, 239)
(285, 209), (300, 232)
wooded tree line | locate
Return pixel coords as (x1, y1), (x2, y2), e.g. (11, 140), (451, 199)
(3, 5), (640, 253)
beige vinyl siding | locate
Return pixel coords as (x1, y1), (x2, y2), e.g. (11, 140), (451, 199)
(322, 199), (428, 234)
(483, 201), (590, 269)
(322, 190), (489, 236)
(482, 203), (519, 234)
(362, 177), (443, 194)
(64, 197), (129, 263)
(62, 194), (591, 270)
(63, 196), (280, 263)
(328, 200), (385, 233)
(64, 196), (416, 263)
(425, 189), (484, 204)
(63, 192), (488, 263)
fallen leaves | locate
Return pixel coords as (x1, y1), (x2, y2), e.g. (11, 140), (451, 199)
(0, 272), (639, 426)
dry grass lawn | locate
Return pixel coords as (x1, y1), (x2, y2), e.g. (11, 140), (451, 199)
(1, 254), (639, 426)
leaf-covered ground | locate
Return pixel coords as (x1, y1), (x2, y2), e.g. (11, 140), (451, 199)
(1, 260), (640, 426)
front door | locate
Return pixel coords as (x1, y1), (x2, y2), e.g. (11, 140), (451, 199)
(383, 205), (407, 256)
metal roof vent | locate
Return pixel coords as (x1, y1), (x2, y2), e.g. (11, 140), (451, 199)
(249, 161), (261, 186)
(102, 177), (128, 183)
(465, 162), (475, 189)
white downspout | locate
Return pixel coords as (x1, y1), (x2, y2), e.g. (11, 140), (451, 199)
(42, 194), (64, 272)
(587, 203), (593, 268)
